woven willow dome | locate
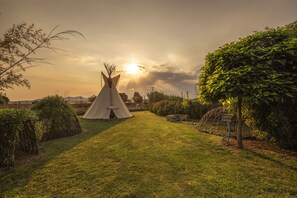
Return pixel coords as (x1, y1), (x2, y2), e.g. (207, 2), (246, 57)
(197, 107), (236, 135)
(197, 106), (253, 139)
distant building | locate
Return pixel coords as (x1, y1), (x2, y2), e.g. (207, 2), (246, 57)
(8, 96), (88, 105)
(8, 100), (34, 105)
(64, 96), (88, 104)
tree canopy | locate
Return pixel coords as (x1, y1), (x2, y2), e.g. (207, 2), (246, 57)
(199, 22), (297, 104)
(88, 95), (96, 103)
(133, 92), (143, 104)
(198, 21), (297, 148)
(119, 92), (128, 103)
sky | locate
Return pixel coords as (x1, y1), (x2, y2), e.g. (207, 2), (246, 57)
(1, 0), (297, 100)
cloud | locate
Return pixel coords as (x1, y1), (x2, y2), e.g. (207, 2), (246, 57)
(66, 55), (102, 66)
(121, 65), (199, 97)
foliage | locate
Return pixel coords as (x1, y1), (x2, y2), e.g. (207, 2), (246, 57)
(149, 96), (218, 119)
(248, 103), (297, 150)
(0, 22), (83, 92)
(0, 109), (20, 167)
(0, 109), (40, 167)
(182, 99), (220, 119)
(147, 89), (217, 119)
(88, 95), (96, 102)
(71, 102), (91, 109)
(149, 99), (184, 116)
(32, 95), (82, 141)
(0, 94), (9, 104)
(119, 92), (128, 103)
(147, 91), (168, 103)
(1, 112), (297, 197)
(133, 92), (143, 103)
(16, 109), (41, 155)
(199, 23), (297, 104)
(70, 103), (91, 116)
(223, 97), (297, 150)
(146, 91), (183, 104)
(199, 20), (297, 148)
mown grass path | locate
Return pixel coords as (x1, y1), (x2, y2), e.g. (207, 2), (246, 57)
(1, 111), (297, 197)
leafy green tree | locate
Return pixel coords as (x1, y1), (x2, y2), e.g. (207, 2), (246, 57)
(119, 92), (128, 103)
(133, 92), (143, 104)
(147, 91), (167, 103)
(0, 22), (83, 93)
(199, 21), (297, 148)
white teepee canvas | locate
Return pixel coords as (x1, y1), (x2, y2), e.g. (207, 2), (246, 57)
(83, 71), (133, 119)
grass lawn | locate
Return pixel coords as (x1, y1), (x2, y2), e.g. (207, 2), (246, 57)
(0, 111), (297, 197)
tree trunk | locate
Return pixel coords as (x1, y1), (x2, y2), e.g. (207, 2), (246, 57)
(237, 96), (243, 149)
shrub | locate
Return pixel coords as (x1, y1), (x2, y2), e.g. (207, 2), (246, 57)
(182, 99), (220, 119)
(224, 98), (297, 150)
(149, 98), (219, 119)
(32, 95), (82, 141)
(249, 103), (297, 151)
(75, 108), (87, 116)
(0, 109), (20, 167)
(16, 110), (41, 155)
(71, 102), (91, 109)
(0, 95), (9, 104)
(149, 99), (184, 116)
(0, 109), (40, 167)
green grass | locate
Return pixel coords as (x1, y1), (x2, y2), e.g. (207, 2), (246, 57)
(0, 111), (297, 197)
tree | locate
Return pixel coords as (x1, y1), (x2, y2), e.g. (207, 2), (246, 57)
(133, 92), (143, 104)
(199, 21), (297, 148)
(88, 95), (96, 102)
(119, 92), (128, 103)
(147, 91), (167, 103)
(0, 22), (83, 93)
(0, 94), (9, 104)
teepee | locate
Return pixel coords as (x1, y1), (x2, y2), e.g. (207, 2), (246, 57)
(83, 63), (133, 119)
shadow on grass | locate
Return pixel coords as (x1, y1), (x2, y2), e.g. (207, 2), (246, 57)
(246, 149), (297, 172)
(0, 118), (124, 194)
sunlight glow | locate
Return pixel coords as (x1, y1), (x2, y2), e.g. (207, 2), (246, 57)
(125, 63), (141, 74)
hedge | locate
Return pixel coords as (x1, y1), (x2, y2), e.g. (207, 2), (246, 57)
(32, 95), (82, 141)
(0, 109), (40, 167)
(149, 99), (219, 120)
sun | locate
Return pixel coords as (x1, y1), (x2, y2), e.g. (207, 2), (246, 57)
(125, 63), (141, 74)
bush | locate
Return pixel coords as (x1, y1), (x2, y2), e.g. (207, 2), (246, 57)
(32, 95), (82, 141)
(249, 103), (297, 151)
(0, 109), (40, 167)
(0, 109), (20, 167)
(70, 103), (90, 116)
(71, 102), (91, 109)
(0, 95), (9, 104)
(149, 98), (219, 119)
(149, 99), (184, 116)
(16, 110), (41, 155)
(75, 108), (87, 116)
(182, 99), (220, 119)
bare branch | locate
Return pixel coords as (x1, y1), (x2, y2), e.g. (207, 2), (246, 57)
(104, 63), (117, 78)
(0, 23), (84, 91)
